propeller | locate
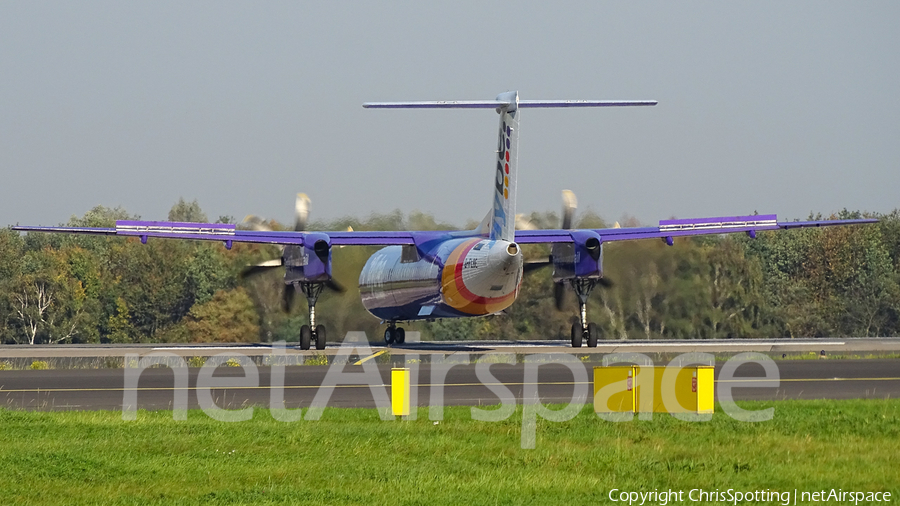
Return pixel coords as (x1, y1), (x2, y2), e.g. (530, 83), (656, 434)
(551, 190), (615, 311)
(239, 258), (283, 278)
(294, 193), (309, 232)
(240, 193), (310, 234)
(554, 190), (578, 310)
(515, 213), (538, 231)
(240, 214), (273, 232)
(523, 258), (552, 274)
(521, 190), (580, 275)
(554, 281), (567, 311)
(282, 282), (295, 312)
(561, 189), (577, 229)
(325, 279), (347, 293)
(239, 193), (344, 312)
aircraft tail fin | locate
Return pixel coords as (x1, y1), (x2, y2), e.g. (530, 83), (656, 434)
(364, 93), (657, 243)
(490, 91), (518, 241)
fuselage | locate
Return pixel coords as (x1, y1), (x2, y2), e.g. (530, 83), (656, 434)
(359, 235), (523, 321)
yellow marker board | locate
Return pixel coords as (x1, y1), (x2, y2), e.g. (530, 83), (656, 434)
(593, 366), (635, 413)
(594, 365), (714, 414)
(391, 368), (410, 416)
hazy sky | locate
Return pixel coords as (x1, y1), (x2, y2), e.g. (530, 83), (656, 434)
(2, 2), (897, 228)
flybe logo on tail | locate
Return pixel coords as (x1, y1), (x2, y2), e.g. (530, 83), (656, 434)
(497, 120), (512, 201)
(492, 193), (505, 238)
(491, 119), (512, 239)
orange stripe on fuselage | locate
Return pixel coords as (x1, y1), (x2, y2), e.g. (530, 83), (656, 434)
(441, 239), (518, 315)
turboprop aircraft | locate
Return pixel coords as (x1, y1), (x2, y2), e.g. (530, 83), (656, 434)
(13, 91), (876, 349)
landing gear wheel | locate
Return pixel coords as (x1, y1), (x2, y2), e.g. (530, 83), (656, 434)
(570, 323), (583, 348)
(586, 322), (599, 348)
(300, 325), (312, 351)
(315, 325), (326, 350)
(384, 327), (395, 345)
(395, 327), (406, 344)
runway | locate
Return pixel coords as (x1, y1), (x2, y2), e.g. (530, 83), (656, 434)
(2, 337), (900, 360)
(1, 359), (897, 411)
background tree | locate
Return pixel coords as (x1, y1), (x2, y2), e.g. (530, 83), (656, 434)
(3, 203), (898, 343)
(184, 288), (259, 343)
(168, 198), (208, 223)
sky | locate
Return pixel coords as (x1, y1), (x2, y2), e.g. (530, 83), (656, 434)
(1, 1), (897, 228)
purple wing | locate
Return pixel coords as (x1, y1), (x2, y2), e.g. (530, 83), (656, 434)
(15, 215), (877, 246)
(515, 214), (878, 244)
(12, 220), (416, 246)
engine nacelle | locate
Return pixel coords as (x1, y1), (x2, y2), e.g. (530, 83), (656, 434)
(551, 230), (603, 282)
(284, 232), (333, 283)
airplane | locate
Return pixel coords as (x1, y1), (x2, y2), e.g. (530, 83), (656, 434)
(12, 91), (877, 349)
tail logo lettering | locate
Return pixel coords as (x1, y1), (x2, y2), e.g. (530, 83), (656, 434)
(492, 191), (505, 238)
(491, 120), (512, 238)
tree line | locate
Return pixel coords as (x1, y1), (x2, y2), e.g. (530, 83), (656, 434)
(1, 200), (898, 344)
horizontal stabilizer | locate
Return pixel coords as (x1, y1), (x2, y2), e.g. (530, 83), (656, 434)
(363, 101), (506, 109)
(363, 99), (657, 109)
(517, 100), (657, 108)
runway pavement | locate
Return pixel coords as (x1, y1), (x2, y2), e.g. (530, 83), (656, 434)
(1, 358), (897, 411)
(2, 337), (900, 359)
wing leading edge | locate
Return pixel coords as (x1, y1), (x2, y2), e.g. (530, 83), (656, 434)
(12, 220), (416, 246)
(514, 214), (878, 244)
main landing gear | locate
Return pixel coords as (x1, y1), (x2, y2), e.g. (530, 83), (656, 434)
(570, 278), (600, 348)
(384, 322), (406, 345)
(298, 282), (326, 351)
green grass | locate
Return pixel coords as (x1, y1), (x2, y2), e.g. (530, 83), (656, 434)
(1, 400), (898, 505)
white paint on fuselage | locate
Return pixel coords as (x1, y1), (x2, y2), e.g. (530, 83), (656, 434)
(458, 240), (522, 299)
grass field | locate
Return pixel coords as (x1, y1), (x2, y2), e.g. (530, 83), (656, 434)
(1, 400), (898, 505)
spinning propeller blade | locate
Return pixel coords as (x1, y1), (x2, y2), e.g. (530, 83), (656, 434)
(282, 284), (295, 312)
(524, 257), (552, 274)
(240, 215), (273, 232)
(515, 213), (538, 230)
(326, 279), (347, 293)
(561, 189), (577, 230)
(239, 258), (283, 279)
(554, 281), (567, 311)
(295, 193), (310, 232)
